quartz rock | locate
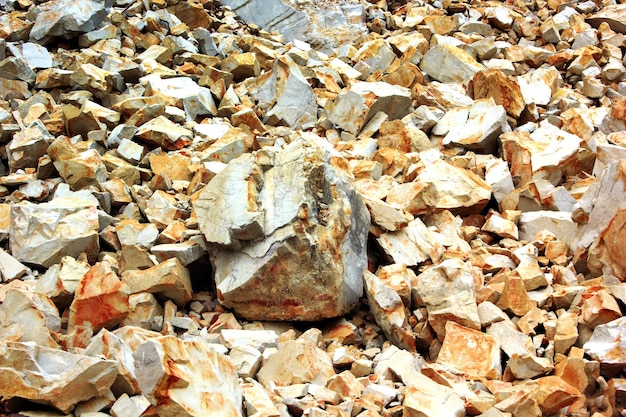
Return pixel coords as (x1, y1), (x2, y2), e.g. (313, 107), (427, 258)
(68, 261), (130, 332)
(109, 394), (151, 417)
(136, 115), (193, 151)
(257, 339), (335, 388)
(35, 255), (89, 307)
(29, 0), (111, 44)
(583, 317), (626, 364)
(414, 259), (481, 340)
(436, 321), (501, 380)
(53, 149), (108, 190)
(363, 270), (415, 351)
(0, 248), (28, 282)
(122, 258), (192, 307)
(10, 197), (99, 267)
(0, 341), (117, 413)
(196, 138), (369, 321)
(420, 43), (485, 84)
(241, 380), (281, 417)
(326, 81), (412, 135)
(7, 120), (52, 172)
(134, 335), (242, 417)
(228, 344), (262, 379)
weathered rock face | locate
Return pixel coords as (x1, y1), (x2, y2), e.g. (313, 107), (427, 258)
(195, 138), (370, 321)
(0, 340), (118, 413)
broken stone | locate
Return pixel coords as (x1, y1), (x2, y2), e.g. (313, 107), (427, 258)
(0, 341), (117, 413)
(414, 258), (481, 339)
(257, 339), (335, 388)
(134, 335), (242, 417)
(583, 317), (626, 364)
(68, 261), (130, 333)
(122, 258), (192, 307)
(10, 197), (99, 267)
(420, 43), (485, 83)
(196, 138), (369, 321)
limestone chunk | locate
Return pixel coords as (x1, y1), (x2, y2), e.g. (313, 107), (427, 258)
(10, 198), (99, 267)
(518, 211), (578, 244)
(436, 321), (501, 380)
(122, 258), (192, 307)
(469, 70), (526, 118)
(0, 341), (117, 413)
(326, 81), (412, 135)
(0, 248), (28, 282)
(420, 43), (485, 83)
(583, 317), (626, 364)
(573, 161), (626, 277)
(257, 339), (335, 388)
(29, 0), (110, 44)
(377, 218), (443, 266)
(414, 259), (481, 340)
(439, 99), (510, 154)
(0, 288), (60, 348)
(198, 139), (369, 321)
(403, 373), (466, 417)
(84, 328), (140, 395)
(136, 115), (192, 150)
(363, 270), (415, 352)
(68, 261), (130, 332)
(134, 335), (242, 417)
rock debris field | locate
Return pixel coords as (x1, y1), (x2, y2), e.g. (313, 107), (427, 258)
(0, 0), (625, 416)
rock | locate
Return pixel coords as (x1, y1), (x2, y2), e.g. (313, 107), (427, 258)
(109, 394), (151, 417)
(402, 372), (466, 417)
(68, 261), (130, 333)
(122, 258), (192, 307)
(363, 270), (415, 351)
(30, 0), (111, 44)
(0, 288), (60, 348)
(587, 4), (626, 34)
(228, 344), (262, 379)
(84, 329), (140, 395)
(136, 115), (193, 151)
(469, 70), (526, 118)
(196, 138), (369, 321)
(573, 160), (626, 277)
(435, 98), (510, 154)
(518, 211), (578, 244)
(583, 317), (626, 364)
(257, 339), (335, 388)
(420, 43), (485, 84)
(134, 335), (242, 417)
(9, 197), (99, 268)
(7, 120), (52, 172)
(377, 218), (443, 266)
(0, 341), (118, 413)
(414, 258), (481, 340)
(326, 81), (412, 135)
(263, 57), (317, 129)
(0, 248), (28, 282)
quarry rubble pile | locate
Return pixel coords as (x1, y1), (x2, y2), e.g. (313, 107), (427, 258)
(0, 0), (625, 416)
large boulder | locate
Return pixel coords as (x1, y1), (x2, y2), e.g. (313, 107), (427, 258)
(194, 138), (370, 321)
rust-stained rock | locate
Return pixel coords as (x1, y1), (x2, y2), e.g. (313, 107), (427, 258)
(196, 138), (369, 321)
(134, 335), (242, 417)
(420, 43), (485, 83)
(68, 261), (130, 332)
(583, 317), (626, 364)
(0, 340), (118, 413)
(0, 288), (60, 348)
(469, 70), (526, 118)
(436, 321), (501, 380)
